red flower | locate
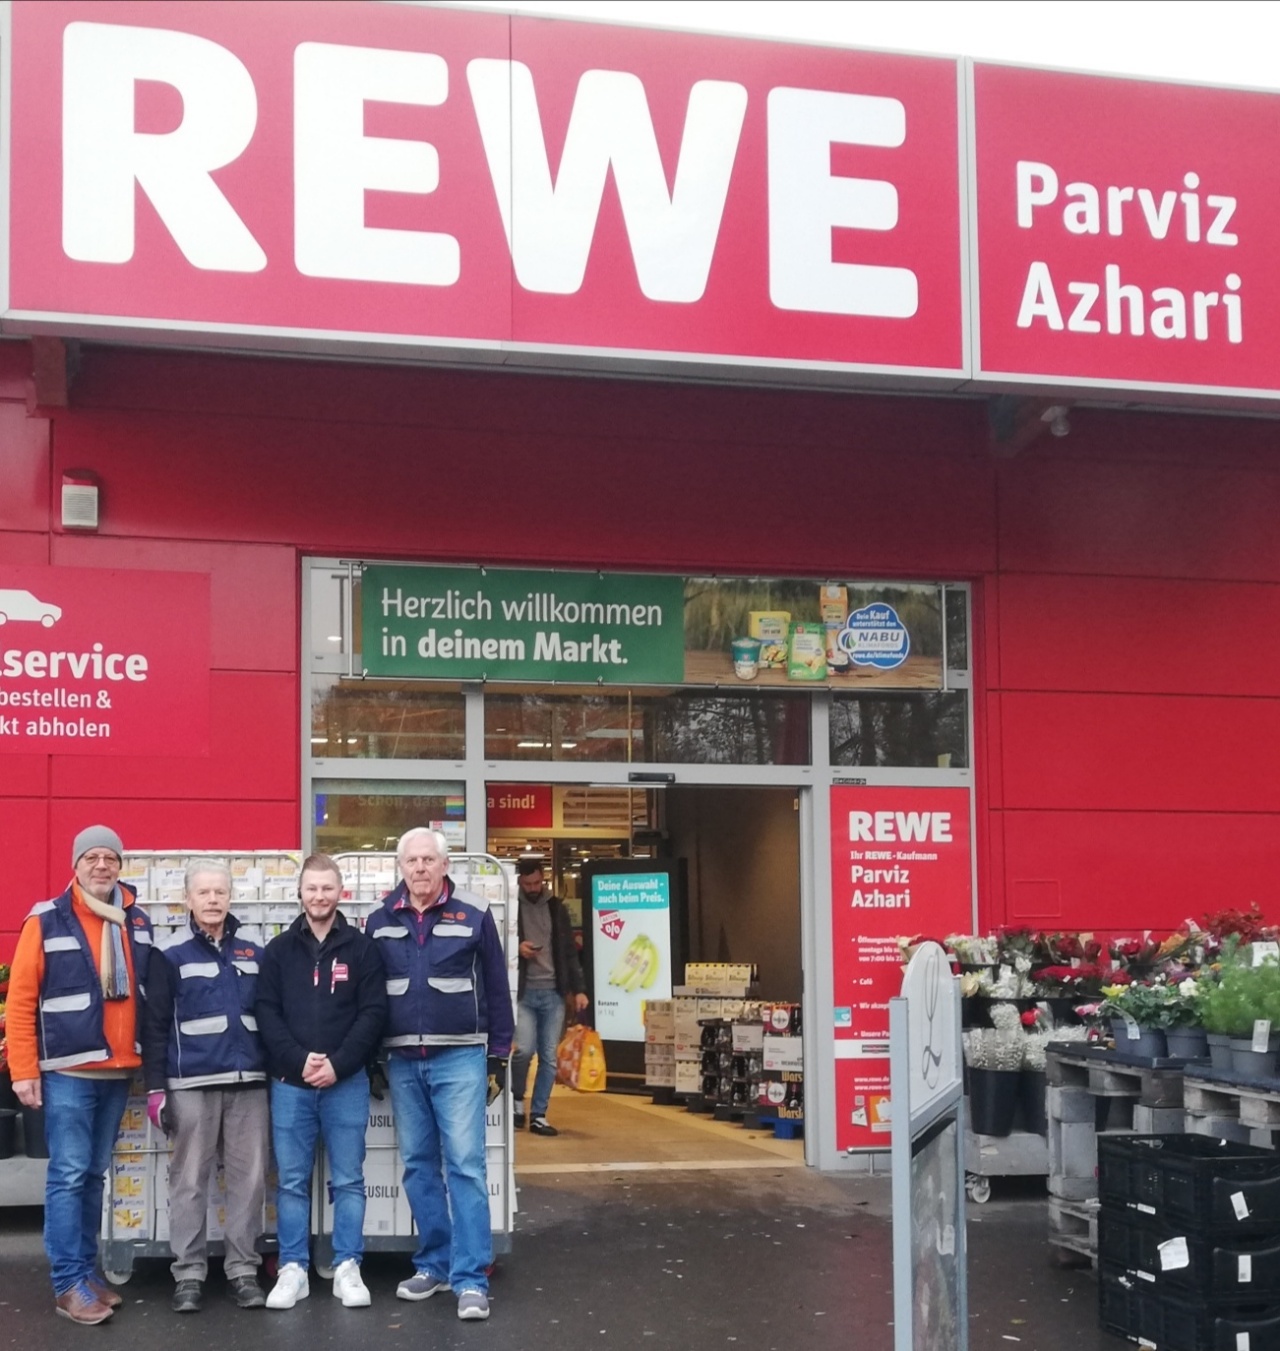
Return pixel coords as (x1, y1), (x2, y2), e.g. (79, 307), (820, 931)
(1020, 1009), (1039, 1027)
(1107, 970), (1134, 986)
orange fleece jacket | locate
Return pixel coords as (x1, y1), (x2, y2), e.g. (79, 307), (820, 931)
(6, 882), (141, 1082)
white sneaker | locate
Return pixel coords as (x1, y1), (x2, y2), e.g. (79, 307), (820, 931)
(265, 1263), (309, 1310)
(332, 1259), (371, 1308)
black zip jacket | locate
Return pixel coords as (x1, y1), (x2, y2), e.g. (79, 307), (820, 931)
(255, 911), (387, 1087)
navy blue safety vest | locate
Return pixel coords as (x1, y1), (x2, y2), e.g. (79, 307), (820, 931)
(161, 915), (265, 1089)
(31, 883), (153, 1072)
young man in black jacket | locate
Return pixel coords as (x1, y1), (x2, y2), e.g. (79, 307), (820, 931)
(511, 859), (587, 1136)
(255, 854), (386, 1311)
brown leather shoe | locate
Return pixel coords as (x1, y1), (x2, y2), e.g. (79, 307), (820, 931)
(55, 1284), (114, 1324)
(87, 1278), (123, 1309)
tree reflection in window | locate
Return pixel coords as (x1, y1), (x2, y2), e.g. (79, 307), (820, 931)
(830, 692), (968, 768)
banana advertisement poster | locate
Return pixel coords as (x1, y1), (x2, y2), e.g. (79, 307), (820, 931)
(591, 872), (674, 1042)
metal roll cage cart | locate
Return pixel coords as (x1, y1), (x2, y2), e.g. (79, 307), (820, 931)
(99, 850), (516, 1285)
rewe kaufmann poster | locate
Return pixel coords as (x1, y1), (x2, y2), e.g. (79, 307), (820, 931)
(591, 873), (674, 1043)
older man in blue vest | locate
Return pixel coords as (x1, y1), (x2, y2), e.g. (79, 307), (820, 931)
(142, 858), (269, 1314)
(365, 829), (514, 1322)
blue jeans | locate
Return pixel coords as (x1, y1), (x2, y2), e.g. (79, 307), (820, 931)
(42, 1072), (131, 1295)
(270, 1070), (368, 1269)
(512, 988), (565, 1118)
(388, 1048), (490, 1293)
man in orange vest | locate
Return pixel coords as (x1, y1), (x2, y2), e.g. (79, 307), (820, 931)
(7, 826), (154, 1325)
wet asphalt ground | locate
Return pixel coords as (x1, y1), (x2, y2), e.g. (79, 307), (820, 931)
(0, 1172), (1123, 1351)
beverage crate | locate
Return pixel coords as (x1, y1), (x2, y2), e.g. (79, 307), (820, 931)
(1098, 1134), (1280, 1233)
(1100, 1263), (1280, 1350)
(1099, 1204), (1280, 1294)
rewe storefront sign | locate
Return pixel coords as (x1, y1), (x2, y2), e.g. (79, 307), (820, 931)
(0, 566), (210, 755)
(4, 0), (964, 377)
(829, 785), (972, 1151)
(3, 1), (1278, 401)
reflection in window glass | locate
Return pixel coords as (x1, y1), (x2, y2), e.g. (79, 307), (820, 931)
(485, 689), (810, 765)
(311, 678), (465, 759)
(313, 780), (464, 854)
(945, 588), (969, 672)
(830, 692), (968, 768)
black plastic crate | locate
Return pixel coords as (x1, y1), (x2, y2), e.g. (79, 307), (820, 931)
(1100, 1264), (1280, 1350)
(1098, 1134), (1280, 1232)
(1100, 1205), (1280, 1293)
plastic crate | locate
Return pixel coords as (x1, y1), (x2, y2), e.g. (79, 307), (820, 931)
(1098, 1134), (1280, 1233)
(1099, 1205), (1280, 1294)
(1100, 1264), (1280, 1350)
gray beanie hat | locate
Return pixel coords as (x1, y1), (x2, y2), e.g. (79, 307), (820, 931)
(72, 825), (124, 869)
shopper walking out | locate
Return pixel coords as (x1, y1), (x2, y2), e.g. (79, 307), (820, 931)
(7, 826), (154, 1324)
(511, 858), (588, 1135)
(142, 859), (270, 1313)
(255, 854), (386, 1311)
(366, 828), (514, 1321)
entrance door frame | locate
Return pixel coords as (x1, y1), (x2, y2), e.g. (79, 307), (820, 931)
(302, 562), (977, 1172)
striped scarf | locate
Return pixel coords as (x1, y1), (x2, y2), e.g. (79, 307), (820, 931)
(75, 882), (131, 1001)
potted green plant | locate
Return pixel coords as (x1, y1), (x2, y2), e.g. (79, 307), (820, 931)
(1163, 977), (1209, 1061)
(1097, 979), (1183, 1061)
(1196, 954), (1280, 1076)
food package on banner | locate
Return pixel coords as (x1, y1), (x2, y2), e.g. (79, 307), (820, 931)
(556, 1023), (608, 1093)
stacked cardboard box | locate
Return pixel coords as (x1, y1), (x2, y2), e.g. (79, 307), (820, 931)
(757, 1003), (804, 1121)
(643, 999), (676, 1088)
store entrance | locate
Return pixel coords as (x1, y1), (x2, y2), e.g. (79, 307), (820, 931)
(495, 783), (805, 1170)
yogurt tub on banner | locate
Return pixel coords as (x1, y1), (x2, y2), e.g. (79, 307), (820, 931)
(730, 637), (762, 679)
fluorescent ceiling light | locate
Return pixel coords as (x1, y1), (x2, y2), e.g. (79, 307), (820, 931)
(310, 736), (328, 745)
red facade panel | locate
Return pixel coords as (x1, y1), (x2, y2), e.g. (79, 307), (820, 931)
(1000, 808), (1277, 931)
(0, 531), (49, 565)
(50, 536), (297, 672)
(999, 455), (1280, 583)
(0, 404), (50, 533)
(49, 672), (297, 802)
(999, 690), (1280, 814)
(0, 755), (49, 798)
(998, 573), (1280, 697)
(2, 797), (50, 954)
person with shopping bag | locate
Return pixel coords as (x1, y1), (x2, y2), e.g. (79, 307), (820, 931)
(511, 859), (588, 1135)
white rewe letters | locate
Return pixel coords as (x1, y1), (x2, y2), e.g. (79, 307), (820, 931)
(767, 88), (918, 317)
(62, 23), (266, 271)
(467, 61), (747, 301)
(294, 44), (458, 286)
(60, 26), (921, 320)
(847, 811), (952, 843)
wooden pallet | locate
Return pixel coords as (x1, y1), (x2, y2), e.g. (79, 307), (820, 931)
(1185, 1075), (1280, 1128)
(1047, 1195), (1098, 1267)
(1047, 1052), (1183, 1108)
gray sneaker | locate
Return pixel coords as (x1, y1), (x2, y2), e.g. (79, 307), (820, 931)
(457, 1288), (490, 1321)
(396, 1272), (448, 1302)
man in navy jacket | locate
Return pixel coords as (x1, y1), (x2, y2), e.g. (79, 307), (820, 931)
(143, 859), (268, 1314)
(365, 829), (513, 1322)
(255, 854), (386, 1312)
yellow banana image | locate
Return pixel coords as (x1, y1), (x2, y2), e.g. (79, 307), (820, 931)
(608, 934), (650, 986)
(639, 936), (662, 990)
(621, 938), (652, 991)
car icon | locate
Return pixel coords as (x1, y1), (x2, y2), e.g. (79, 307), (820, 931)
(0, 589), (62, 627)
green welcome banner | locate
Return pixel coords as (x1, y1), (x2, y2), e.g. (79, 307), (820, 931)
(362, 565), (685, 683)
(361, 565), (945, 689)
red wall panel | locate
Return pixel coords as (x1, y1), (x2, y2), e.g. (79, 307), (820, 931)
(999, 456), (1280, 583)
(0, 756), (49, 797)
(0, 530), (48, 564)
(998, 573), (1280, 698)
(1, 796), (50, 938)
(1000, 808), (1277, 931)
(0, 403), (49, 532)
(1000, 691), (1280, 814)
(50, 672), (297, 802)
(50, 536), (297, 672)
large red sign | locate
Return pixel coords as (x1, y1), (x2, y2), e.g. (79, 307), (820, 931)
(973, 62), (1279, 398)
(829, 785), (971, 1151)
(486, 783), (553, 830)
(3, 1), (965, 379)
(0, 566), (210, 755)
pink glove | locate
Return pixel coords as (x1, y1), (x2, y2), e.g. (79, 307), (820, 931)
(147, 1091), (167, 1132)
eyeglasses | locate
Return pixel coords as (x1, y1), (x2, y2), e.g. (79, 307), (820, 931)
(79, 853), (121, 868)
